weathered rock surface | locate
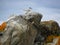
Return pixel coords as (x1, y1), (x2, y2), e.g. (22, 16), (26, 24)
(40, 20), (59, 31)
(40, 20), (60, 35)
(34, 20), (60, 45)
(0, 10), (60, 45)
(0, 11), (42, 45)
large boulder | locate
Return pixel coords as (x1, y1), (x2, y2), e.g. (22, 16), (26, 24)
(44, 36), (60, 45)
(0, 11), (42, 45)
(40, 20), (59, 31)
(34, 20), (60, 45)
(40, 20), (60, 45)
(40, 20), (60, 36)
(22, 11), (42, 26)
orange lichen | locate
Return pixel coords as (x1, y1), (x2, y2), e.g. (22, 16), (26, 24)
(46, 35), (54, 43)
(46, 35), (58, 42)
(0, 22), (7, 32)
(46, 36), (60, 45)
(55, 36), (60, 45)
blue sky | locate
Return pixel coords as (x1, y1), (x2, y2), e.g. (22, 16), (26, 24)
(0, 0), (60, 25)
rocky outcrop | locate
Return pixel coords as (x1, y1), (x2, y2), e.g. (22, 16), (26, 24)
(0, 10), (60, 45)
(40, 20), (59, 31)
(40, 20), (60, 45)
(34, 20), (60, 45)
(41, 20), (60, 35)
(0, 11), (42, 45)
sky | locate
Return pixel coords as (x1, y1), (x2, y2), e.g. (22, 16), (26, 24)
(0, 0), (60, 25)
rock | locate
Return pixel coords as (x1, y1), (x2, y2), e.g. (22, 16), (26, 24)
(0, 11), (42, 45)
(40, 20), (59, 31)
(34, 24), (49, 45)
(40, 20), (60, 35)
(0, 9), (60, 45)
(34, 20), (60, 45)
(22, 11), (42, 25)
(45, 36), (60, 45)
(39, 20), (60, 45)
